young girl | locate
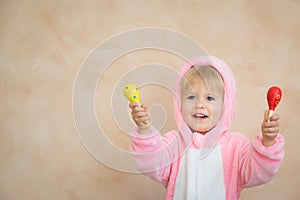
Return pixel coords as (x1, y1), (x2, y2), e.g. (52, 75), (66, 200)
(129, 56), (284, 200)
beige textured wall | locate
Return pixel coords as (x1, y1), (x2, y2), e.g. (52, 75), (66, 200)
(1, 0), (299, 199)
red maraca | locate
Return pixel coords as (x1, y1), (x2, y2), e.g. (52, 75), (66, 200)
(267, 86), (282, 121)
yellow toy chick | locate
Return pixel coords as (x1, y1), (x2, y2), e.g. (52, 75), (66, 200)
(123, 83), (149, 124)
(123, 83), (141, 105)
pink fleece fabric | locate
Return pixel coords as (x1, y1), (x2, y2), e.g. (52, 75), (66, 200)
(130, 56), (284, 199)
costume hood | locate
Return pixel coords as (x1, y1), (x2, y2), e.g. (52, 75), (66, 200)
(174, 56), (237, 156)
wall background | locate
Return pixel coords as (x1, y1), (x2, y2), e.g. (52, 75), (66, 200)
(1, 0), (299, 199)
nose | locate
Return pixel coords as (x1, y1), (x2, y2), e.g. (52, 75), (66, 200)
(196, 98), (205, 109)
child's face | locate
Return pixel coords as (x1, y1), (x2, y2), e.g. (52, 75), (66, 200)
(181, 77), (224, 134)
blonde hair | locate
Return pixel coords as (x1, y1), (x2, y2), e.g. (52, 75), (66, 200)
(181, 65), (224, 97)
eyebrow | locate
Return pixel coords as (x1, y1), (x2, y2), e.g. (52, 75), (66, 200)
(182, 91), (220, 97)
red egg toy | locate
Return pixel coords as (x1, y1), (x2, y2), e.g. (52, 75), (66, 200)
(267, 86), (282, 120)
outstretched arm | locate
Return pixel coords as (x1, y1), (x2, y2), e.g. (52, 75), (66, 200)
(239, 111), (284, 188)
(129, 102), (180, 185)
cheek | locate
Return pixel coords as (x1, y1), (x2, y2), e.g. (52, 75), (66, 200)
(181, 101), (192, 115)
(211, 102), (223, 117)
(181, 104), (188, 116)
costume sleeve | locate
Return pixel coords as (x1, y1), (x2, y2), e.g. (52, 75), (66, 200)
(130, 126), (181, 186)
(239, 133), (285, 188)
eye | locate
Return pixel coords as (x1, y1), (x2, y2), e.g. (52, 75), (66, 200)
(207, 96), (215, 101)
(187, 95), (196, 100)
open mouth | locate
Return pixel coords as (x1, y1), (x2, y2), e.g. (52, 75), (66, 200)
(193, 113), (208, 119)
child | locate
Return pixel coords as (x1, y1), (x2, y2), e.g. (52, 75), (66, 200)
(129, 56), (284, 200)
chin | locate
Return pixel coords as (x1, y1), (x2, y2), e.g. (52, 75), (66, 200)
(190, 127), (209, 134)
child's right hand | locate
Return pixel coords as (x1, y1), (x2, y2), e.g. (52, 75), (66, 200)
(129, 102), (151, 131)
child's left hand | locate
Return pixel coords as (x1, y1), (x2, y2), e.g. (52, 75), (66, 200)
(261, 110), (280, 147)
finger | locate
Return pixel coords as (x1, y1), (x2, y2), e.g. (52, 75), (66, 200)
(263, 110), (269, 122)
(263, 120), (279, 128)
(133, 114), (145, 123)
(141, 104), (148, 112)
(262, 126), (279, 134)
(134, 115), (150, 126)
(134, 111), (148, 118)
(139, 116), (150, 123)
(263, 132), (278, 140)
(132, 107), (148, 118)
(133, 104), (148, 113)
(270, 113), (280, 121)
(129, 102), (139, 109)
(132, 106), (147, 115)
